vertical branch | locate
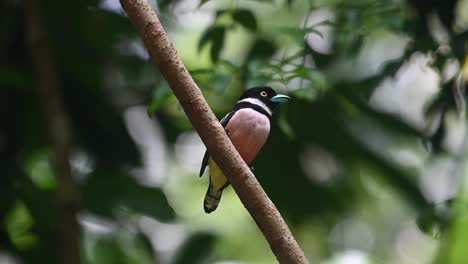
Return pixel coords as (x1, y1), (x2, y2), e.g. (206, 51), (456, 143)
(119, 0), (308, 263)
(25, 0), (81, 263)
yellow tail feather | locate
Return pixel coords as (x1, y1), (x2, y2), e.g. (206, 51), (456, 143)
(204, 158), (229, 213)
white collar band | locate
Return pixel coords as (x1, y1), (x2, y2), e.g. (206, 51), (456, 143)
(237, 98), (272, 116)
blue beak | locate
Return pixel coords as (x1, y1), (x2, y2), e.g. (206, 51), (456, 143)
(270, 94), (290, 103)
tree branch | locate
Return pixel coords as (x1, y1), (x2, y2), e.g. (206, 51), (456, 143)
(25, 0), (81, 263)
(119, 1), (308, 263)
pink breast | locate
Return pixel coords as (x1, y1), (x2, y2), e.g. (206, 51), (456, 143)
(225, 109), (271, 164)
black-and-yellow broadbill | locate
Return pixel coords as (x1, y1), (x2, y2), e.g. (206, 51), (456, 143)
(199, 86), (290, 213)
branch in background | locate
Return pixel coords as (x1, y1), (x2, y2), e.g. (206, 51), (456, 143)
(119, 0), (308, 263)
(25, 0), (81, 263)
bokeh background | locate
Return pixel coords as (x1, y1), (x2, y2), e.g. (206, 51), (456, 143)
(1, 0), (468, 263)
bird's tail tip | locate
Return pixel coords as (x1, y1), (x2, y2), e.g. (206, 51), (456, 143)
(204, 205), (216, 214)
(204, 188), (221, 214)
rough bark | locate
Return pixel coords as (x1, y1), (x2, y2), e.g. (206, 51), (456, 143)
(25, 1), (81, 263)
(119, 1), (309, 263)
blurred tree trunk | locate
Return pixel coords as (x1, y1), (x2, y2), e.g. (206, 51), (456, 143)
(119, 0), (309, 263)
(25, 0), (81, 263)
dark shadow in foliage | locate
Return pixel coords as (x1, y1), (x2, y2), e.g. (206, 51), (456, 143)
(246, 38), (277, 61)
(82, 171), (175, 222)
(64, 86), (141, 168)
(172, 232), (216, 264)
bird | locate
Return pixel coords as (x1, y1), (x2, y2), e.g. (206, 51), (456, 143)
(199, 86), (290, 213)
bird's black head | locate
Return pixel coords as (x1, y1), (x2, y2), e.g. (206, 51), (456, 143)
(239, 86), (290, 113)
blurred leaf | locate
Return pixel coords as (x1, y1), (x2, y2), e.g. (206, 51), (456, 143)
(5, 200), (39, 250)
(157, 0), (174, 10)
(189, 68), (214, 76)
(215, 9), (229, 19)
(306, 28), (323, 39)
(210, 29), (225, 63)
(278, 109), (295, 139)
(434, 199), (468, 263)
(232, 9), (257, 32)
(310, 19), (336, 28)
(275, 27), (325, 48)
(292, 87), (318, 102)
(24, 149), (56, 190)
(246, 38), (277, 60)
(275, 28), (306, 46)
(85, 229), (155, 264)
(452, 30), (468, 61)
(348, 34), (364, 56)
(148, 84), (174, 116)
(133, 232), (156, 262)
(89, 237), (127, 264)
(416, 203), (452, 239)
(198, 0), (212, 7)
(82, 172), (175, 221)
(199, 26), (226, 63)
(172, 233), (215, 264)
(198, 26), (224, 52)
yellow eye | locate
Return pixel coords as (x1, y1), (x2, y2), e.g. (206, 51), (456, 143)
(260, 91), (268, 97)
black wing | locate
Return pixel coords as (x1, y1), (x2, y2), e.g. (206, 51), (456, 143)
(199, 110), (236, 177)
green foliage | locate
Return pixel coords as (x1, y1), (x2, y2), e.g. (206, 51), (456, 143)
(82, 172), (175, 221)
(172, 233), (216, 264)
(24, 149), (57, 190)
(85, 231), (154, 264)
(5, 201), (38, 250)
(199, 26), (226, 63)
(232, 9), (258, 32)
(147, 84), (174, 116)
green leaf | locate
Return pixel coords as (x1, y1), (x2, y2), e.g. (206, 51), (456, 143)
(5, 200), (39, 250)
(416, 203), (451, 239)
(198, 26), (224, 52)
(210, 28), (225, 63)
(172, 233), (215, 264)
(82, 172), (176, 221)
(85, 229), (156, 264)
(147, 84), (174, 116)
(198, 26), (226, 63)
(278, 109), (295, 139)
(306, 28), (323, 38)
(246, 38), (277, 61)
(198, 0), (212, 7)
(90, 237), (127, 264)
(348, 34), (364, 56)
(310, 19), (336, 28)
(24, 148), (57, 190)
(232, 9), (257, 32)
(275, 28), (306, 46)
(292, 87), (318, 102)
